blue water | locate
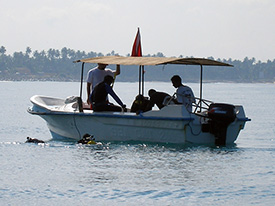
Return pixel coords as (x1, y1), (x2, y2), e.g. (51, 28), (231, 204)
(0, 81), (274, 205)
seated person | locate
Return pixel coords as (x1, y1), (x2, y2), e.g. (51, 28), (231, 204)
(130, 94), (150, 114)
(90, 75), (126, 112)
(171, 75), (195, 112)
(145, 89), (174, 111)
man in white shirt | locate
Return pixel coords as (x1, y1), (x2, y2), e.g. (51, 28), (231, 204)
(86, 63), (120, 104)
(171, 75), (195, 112)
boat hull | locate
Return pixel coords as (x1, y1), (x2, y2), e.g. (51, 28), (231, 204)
(28, 95), (249, 145)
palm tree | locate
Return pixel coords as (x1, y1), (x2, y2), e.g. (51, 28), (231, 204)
(0, 46), (6, 55)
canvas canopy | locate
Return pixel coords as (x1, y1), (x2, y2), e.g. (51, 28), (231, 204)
(75, 56), (233, 108)
(75, 56), (233, 67)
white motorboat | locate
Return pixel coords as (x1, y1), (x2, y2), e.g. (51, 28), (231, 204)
(28, 56), (250, 146)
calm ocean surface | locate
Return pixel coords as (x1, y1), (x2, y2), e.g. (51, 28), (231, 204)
(0, 81), (274, 205)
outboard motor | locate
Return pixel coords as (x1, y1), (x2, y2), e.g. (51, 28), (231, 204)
(207, 103), (236, 146)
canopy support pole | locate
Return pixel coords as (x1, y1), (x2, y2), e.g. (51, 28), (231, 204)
(138, 65), (145, 96)
(138, 65), (141, 95)
(199, 64), (203, 112)
(80, 62), (85, 99)
(142, 65), (145, 96)
(78, 62), (85, 112)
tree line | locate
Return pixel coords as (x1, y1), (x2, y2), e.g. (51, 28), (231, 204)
(0, 46), (274, 82)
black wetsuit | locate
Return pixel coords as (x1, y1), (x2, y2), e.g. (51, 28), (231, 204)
(146, 91), (171, 110)
(90, 82), (124, 112)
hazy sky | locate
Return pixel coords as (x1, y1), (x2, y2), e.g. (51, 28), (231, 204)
(1, 0), (274, 61)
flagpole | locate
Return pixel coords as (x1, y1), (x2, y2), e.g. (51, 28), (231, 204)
(142, 65), (144, 96)
(139, 65), (142, 95)
(131, 27), (143, 96)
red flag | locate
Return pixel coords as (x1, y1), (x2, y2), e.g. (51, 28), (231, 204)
(131, 28), (142, 57)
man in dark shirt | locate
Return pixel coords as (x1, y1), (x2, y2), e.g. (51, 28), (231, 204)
(90, 75), (126, 112)
(145, 89), (172, 111)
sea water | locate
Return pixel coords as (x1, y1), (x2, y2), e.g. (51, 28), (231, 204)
(0, 81), (274, 205)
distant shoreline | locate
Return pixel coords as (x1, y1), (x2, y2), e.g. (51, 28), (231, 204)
(1, 78), (274, 84)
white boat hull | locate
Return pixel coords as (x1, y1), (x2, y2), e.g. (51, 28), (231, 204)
(28, 95), (249, 145)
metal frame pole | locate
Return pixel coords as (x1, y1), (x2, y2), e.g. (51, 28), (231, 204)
(80, 62), (85, 99)
(142, 65), (145, 96)
(78, 62), (85, 112)
(199, 64), (203, 112)
(138, 65), (141, 95)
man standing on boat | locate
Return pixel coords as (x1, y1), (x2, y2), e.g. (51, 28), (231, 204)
(86, 63), (120, 104)
(171, 75), (195, 112)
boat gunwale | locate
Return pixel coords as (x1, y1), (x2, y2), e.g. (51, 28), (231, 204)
(28, 107), (251, 122)
(28, 108), (195, 121)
